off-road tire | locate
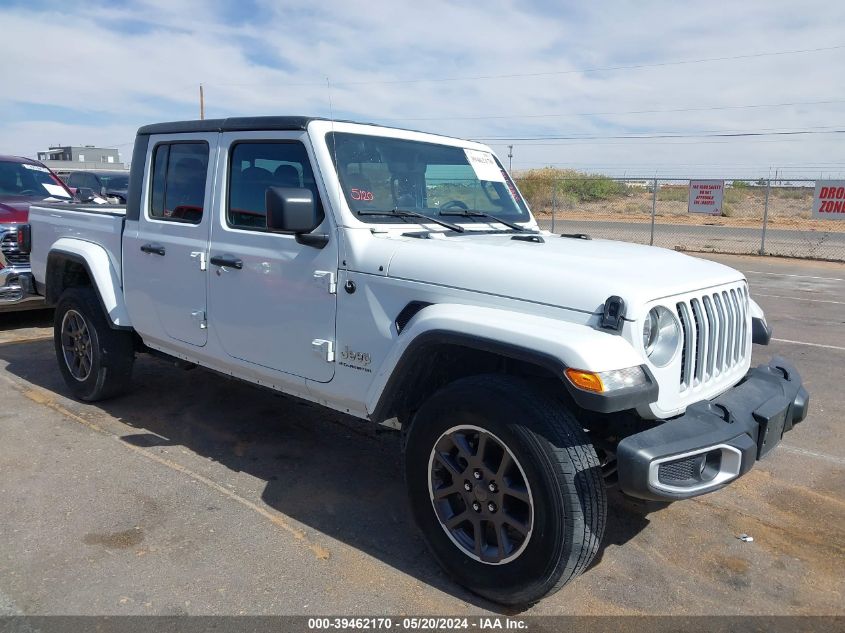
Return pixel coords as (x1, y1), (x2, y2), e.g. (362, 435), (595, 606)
(404, 374), (606, 606)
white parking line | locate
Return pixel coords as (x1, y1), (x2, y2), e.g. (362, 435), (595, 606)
(771, 337), (845, 352)
(755, 293), (845, 305)
(745, 270), (845, 282)
(781, 445), (845, 466)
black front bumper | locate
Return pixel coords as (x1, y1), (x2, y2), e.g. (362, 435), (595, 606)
(617, 357), (808, 501)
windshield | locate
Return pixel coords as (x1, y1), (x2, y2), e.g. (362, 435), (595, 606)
(100, 174), (129, 190)
(327, 132), (530, 224)
(0, 160), (71, 200)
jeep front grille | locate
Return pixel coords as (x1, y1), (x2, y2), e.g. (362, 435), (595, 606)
(676, 285), (748, 390)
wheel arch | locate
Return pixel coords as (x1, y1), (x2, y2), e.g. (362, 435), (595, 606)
(368, 330), (568, 425)
(366, 303), (650, 425)
(46, 242), (132, 330)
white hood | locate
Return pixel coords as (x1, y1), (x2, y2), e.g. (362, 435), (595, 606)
(382, 232), (745, 319)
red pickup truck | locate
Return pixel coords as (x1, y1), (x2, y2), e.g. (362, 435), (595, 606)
(0, 155), (74, 311)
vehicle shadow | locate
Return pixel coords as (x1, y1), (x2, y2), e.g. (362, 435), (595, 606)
(0, 307), (52, 331)
(0, 336), (656, 612)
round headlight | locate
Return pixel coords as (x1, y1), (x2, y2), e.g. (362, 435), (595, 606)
(642, 306), (680, 367)
(643, 310), (658, 353)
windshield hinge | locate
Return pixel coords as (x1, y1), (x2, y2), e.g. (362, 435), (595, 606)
(312, 339), (335, 363)
(314, 270), (337, 294)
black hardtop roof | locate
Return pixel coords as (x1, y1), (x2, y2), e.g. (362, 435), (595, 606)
(137, 116), (388, 136)
(135, 116), (468, 142)
(137, 116), (318, 136)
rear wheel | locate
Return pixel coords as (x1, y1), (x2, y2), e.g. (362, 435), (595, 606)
(54, 287), (134, 401)
(404, 374), (606, 606)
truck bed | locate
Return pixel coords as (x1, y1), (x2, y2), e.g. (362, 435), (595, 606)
(29, 203), (126, 294)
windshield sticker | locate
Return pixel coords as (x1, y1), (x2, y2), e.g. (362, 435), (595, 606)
(22, 163), (50, 173)
(464, 149), (505, 183)
(503, 171), (520, 200)
(41, 183), (70, 198)
(350, 188), (374, 201)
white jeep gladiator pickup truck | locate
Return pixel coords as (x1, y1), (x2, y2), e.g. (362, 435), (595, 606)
(24, 116), (809, 605)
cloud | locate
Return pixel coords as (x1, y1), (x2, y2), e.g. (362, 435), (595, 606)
(1, 0), (844, 178)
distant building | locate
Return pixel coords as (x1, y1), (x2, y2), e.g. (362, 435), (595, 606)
(36, 145), (126, 173)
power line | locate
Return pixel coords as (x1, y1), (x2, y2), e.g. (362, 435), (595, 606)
(484, 135), (841, 146)
(474, 128), (845, 142)
(479, 124), (844, 137)
(514, 164), (844, 172)
(204, 43), (845, 88)
(378, 98), (845, 123)
(510, 161), (845, 167)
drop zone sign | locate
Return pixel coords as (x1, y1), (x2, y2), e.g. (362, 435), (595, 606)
(688, 180), (725, 215)
(813, 181), (845, 219)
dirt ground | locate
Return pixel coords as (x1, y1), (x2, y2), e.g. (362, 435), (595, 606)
(529, 188), (845, 232)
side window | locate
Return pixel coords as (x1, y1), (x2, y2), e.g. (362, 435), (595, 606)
(67, 173), (81, 188)
(227, 141), (322, 230)
(149, 142), (209, 223)
(83, 173), (100, 190)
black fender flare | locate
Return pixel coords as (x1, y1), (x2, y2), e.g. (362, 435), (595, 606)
(368, 329), (657, 423)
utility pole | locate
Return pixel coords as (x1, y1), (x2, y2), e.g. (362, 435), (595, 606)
(199, 84), (205, 120)
(507, 145), (513, 172)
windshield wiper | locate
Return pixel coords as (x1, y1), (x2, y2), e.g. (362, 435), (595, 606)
(438, 209), (534, 232)
(357, 208), (464, 233)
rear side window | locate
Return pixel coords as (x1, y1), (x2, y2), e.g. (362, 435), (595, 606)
(83, 173), (99, 190)
(227, 141), (322, 230)
(68, 172), (97, 190)
(149, 142), (209, 223)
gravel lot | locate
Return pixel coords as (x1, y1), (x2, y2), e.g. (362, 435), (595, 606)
(0, 253), (843, 616)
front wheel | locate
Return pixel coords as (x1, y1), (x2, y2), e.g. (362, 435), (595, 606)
(54, 287), (134, 401)
(404, 375), (606, 606)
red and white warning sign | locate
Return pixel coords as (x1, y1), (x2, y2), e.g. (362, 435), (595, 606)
(813, 180), (845, 219)
(688, 180), (725, 215)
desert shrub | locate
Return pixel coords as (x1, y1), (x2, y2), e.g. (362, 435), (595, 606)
(514, 168), (629, 208)
(773, 187), (812, 200)
(657, 185), (688, 202)
(558, 173), (629, 201)
(730, 180), (752, 189)
(624, 202), (651, 214)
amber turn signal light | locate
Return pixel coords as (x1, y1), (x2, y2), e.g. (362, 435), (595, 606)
(564, 368), (605, 393)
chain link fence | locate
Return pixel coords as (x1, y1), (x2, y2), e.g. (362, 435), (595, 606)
(516, 175), (844, 262)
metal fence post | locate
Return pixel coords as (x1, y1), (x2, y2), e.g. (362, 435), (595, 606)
(551, 180), (557, 233)
(649, 177), (657, 246)
(760, 178), (771, 255)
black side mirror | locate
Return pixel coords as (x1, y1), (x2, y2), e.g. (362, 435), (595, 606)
(76, 187), (95, 203)
(265, 187), (328, 248)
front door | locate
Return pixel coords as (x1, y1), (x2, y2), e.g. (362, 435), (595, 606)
(207, 132), (338, 382)
(123, 134), (217, 347)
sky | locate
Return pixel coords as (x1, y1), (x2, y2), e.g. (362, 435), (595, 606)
(1, 0), (845, 179)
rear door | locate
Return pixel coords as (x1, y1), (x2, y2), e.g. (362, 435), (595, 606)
(123, 134), (217, 347)
(207, 132), (338, 382)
